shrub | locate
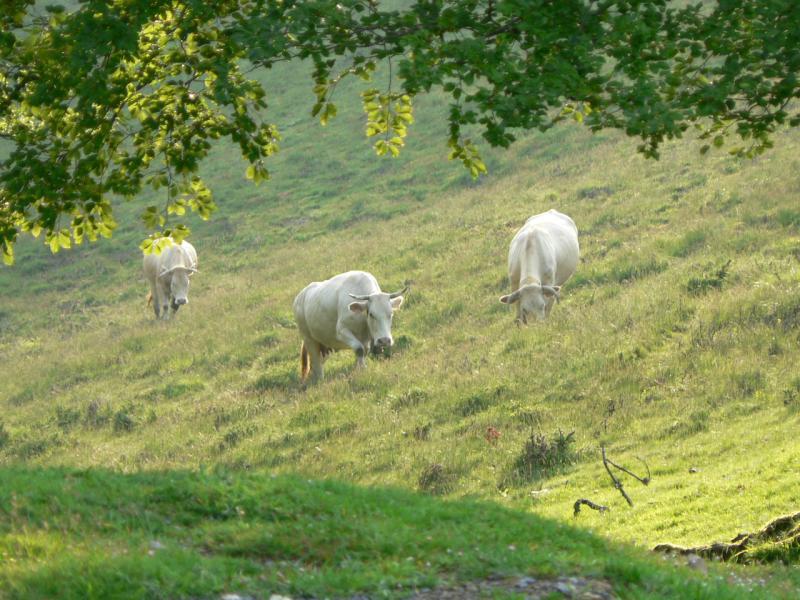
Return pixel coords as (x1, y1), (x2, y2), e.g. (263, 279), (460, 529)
(512, 430), (577, 481)
(113, 410), (135, 433)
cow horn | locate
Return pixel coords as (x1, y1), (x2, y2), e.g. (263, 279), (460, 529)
(348, 293), (371, 301)
(388, 286), (408, 299)
(542, 285), (560, 301)
(160, 265), (196, 278)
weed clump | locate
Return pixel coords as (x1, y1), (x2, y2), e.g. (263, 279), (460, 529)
(687, 260), (730, 295)
(55, 405), (81, 431)
(0, 421), (9, 449)
(783, 378), (800, 411)
(732, 370), (765, 398)
(413, 423), (432, 441)
(113, 410), (135, 433)
(512, 430), (577, 481)
(457, 385), (508, 417)
(84, 400), (110, 428)
(390, 387), (428, 411)
(418, 463), (456, 495)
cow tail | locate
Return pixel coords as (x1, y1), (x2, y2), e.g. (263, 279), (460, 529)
(146, 291), (152, 306)
(300, 341), (310, 381)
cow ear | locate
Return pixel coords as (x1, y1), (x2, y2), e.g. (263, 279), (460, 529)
(349, 301), (368, 313)
(390, 296), (404, 310)
(499, 290), (520, 304)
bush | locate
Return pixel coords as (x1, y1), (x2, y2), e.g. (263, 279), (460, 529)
(113, 410), (135, 433)
(512, 430), (577, 481)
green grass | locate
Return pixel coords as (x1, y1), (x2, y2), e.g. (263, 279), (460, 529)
(2, 38), (800, 598)
(0, 467), (790, 599)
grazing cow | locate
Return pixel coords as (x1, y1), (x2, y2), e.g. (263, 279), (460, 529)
(143, 238), (198, 320)
(500, 209), (579, 323)
(293, 271), (406, 383)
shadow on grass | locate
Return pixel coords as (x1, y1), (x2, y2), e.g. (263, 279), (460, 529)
(0, 467), (763, 599)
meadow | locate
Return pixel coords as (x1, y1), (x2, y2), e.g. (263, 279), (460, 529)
(1, 55), (800, 598)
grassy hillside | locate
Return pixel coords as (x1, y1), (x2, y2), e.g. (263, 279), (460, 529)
(2, 50), (800, 597)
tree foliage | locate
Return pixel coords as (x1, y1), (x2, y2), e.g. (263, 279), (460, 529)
(1, 0), (798, 264)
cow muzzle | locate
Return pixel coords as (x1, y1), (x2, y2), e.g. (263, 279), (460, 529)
(174, 298), (188, 306)
(374, 336), (393, 349)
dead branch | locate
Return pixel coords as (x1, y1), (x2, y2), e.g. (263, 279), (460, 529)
(653, 511), (800, 562)
(601, 446), (633, 507)
(573, 498), (608, 517)
(604, 455), (651, 486)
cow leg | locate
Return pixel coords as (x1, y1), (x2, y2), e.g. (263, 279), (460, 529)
(509, 275), (522, 323)
(336, 326), (367, 369)
(157, 282), (171, 320)
(306, 340), (325, 383)
(149, 285), (161, 319)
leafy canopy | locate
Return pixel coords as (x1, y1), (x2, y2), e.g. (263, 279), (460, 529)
(1, 0), (798, 264)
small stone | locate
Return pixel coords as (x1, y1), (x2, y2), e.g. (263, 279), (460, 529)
(555, 581), (574, 595)
(149, 540), (165, 551)
(689, 467), (699, 473)
(515, 576), (537, 589)
(686, 554), (708, 574)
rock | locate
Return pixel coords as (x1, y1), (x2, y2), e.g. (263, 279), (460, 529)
(686, 554), (708, 574)
(555, 580), (575, 595)
(515, 576), (538, 589)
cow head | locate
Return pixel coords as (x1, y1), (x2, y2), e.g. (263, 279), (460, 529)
(159, 265), (198, 308)
(499, 283), (560, 323)
(348, 287), (406, 349)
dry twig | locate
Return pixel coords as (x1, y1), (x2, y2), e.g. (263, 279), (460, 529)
(601, 446), (633, 506)
(573, 498), (608, 517)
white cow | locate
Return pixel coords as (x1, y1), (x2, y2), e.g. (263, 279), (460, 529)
(500, 209), (579, 323)
(293, 271), (406, 383)
(143, 238), (198, 320)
